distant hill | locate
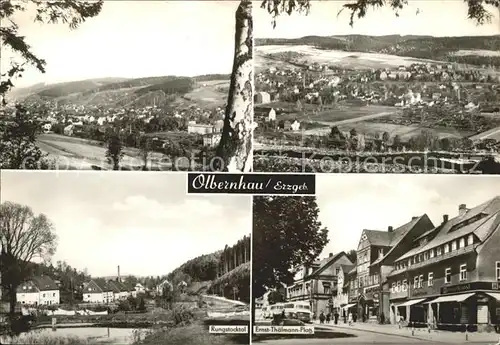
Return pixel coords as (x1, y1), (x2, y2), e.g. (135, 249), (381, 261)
(256, 34), (500, 64)
(10, 74), (231, 108)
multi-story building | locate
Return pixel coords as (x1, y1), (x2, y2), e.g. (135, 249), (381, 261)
(386, 197), (500, 330)
(348, 215), (435, 322)
(332, 264), (355, 314)
(16, 276), (60, 306)
(83, 280), (114, 304)
(286, 252), (354, 315)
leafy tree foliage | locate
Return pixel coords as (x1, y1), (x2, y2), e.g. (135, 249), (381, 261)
(0, 105), (46, 169)
(105, 131), (124, 170)
(0, 0), (103, 104)
(252, 196), (329, 298)
(261, 0), (498, 28)
(0, 202), (58, 314)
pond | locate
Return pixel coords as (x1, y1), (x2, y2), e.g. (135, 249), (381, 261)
(1, 327), (147, 344)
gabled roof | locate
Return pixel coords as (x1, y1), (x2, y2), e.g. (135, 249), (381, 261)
(362, 230), (393, 247)
(30, 276), (58, 291)
(395, 196), (500, 263)
(107, 281), (121, 293)
(371, 214), (433, 266)
(308, 252), (350, 277)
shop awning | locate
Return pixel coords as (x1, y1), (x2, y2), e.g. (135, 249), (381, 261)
(485, 292), (500, 301)
(397, 298), (427, 307)
(343, 303), (356, 309)
(424, 292), (475, 304)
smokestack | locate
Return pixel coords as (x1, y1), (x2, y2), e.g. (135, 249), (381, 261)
(412, 216), (418, 220)
(117, 265), (121, 282)
(443, 214), (449, 223)
(459, 204), (468, 216)
(329, 253), (333, 258)
(388, 226), (394, 232)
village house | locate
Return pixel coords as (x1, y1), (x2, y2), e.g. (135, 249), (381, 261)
(386, 197), (500, 330)
(16, 276), (60, 306)
(83, 280), (114, 304)
(156, 280), (173, 296)
(286, 252), (354, 315)
(135, 283), (146, 295)
(254, 91), (271, 104)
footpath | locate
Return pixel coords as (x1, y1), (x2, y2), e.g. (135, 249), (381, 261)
(313, 320), (500, 344)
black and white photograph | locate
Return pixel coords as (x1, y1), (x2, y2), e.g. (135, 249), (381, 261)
(252, 175), (500, 344)
(0, 171), (251, 345)
(0, 0), (253, 172)
(253, 0), (500, 173)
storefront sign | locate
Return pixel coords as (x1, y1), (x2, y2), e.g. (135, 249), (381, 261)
(441, 282), (500, 294)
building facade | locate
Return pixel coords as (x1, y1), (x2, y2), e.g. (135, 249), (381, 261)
(286, 252), (354, 315)
(16, 276), (60, 306)
(348, 215), (435, 323)
(386, 198), (500, 331)
(83, 280), (114, 304)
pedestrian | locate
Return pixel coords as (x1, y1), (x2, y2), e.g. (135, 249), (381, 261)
(353, 312), (357, 323)
(348, 312), (353, 326)
(326, 312), (331, 324)
(334, 310), (339, 325)
(319, 311), (325, 324)
(343, 309), (347, 323)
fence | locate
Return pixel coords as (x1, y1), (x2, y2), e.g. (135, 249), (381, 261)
(398, 320), (500, 341)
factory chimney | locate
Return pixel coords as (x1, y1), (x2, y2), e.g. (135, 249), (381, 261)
(117, 265), (121, 283)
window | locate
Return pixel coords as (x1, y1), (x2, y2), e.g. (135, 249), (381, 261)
(397, 281), (401, 292)
(403, 279), (408, 291)
(437, 247), (442, 256)
(428, 272), (434, 286)
(460, 264), (467, 281)
(497, 262), (500, 281)
(336, 268), (340, 275)
(468, 234), (474, 246)
(53, 293), (55, 297)
(419, 254), (423, 262)
(451, 241), (457, 251)
(419, 275), (424, 288)
(43, 293), (46, 298)
(459, 238), (465, 248)
(379, 249), (384, 258)
(23, 286), (26, 290)
(445, 268), (451, 284)
(430, 249), (435, 258)
(392, 283), (396, 293)
(414, 276), (419, 288)
(444, 244), (449, 254)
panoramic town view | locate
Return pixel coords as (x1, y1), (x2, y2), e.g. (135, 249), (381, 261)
(0, 172), (251, 344)
(253, 1), (500, 173)
(252, 175), (500, 344)
(0, 1), (241, 171)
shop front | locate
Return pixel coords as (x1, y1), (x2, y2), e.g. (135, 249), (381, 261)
(423, 281), (500, 332)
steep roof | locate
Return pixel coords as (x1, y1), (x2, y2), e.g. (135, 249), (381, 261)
(107, 281), (121, 293)
(363, 230), (393, 247)
(309, 252), (350, 277)
(371, 214), (433, 266)
(31, 276), (58, 291)
(395, 196), (500, 262)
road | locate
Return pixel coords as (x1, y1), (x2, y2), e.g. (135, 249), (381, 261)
(469, 126), (500, 141)
(254, 327), (430, 344)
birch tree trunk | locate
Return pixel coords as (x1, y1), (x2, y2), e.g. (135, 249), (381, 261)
(216, 0), (253, 172)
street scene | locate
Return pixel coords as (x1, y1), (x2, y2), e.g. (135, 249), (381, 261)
(253, 1), (500, 173)
(0, 172), (251, 344)
(0, 1), (249, 171)
(252, 175), (500, 344)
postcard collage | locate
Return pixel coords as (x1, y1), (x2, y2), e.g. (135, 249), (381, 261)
(1, 1), (500, 344)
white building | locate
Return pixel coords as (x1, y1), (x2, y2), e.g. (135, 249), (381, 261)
(291, 120), (301, 131)
(83, 280), (114, 304)
(16, 276), (60, 306)
(135, 283), (145, 295)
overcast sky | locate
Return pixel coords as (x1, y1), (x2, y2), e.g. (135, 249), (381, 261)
(255, 0), (499, 38)
(0, 171), (251, 278)
(315, 175), (500, 260)
(1, 1), (239, 88)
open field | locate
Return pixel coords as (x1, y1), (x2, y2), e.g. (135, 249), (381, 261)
(256, 45), (443, 70)
(180, 80), (228, 107)
(451, 49), (500, 57)
(37, 133), (173, 170)
(469, 125), (500, 141)
(302, 121), (470, 140)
